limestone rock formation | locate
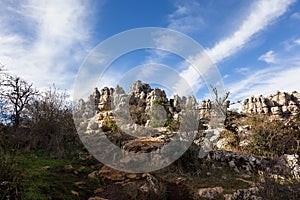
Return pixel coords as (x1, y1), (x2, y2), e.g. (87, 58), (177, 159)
(98, 87), (114, 111)
(205, 150), (300, 179)
(242, 91), (300, 118)
(130, 80), (151, 100)
(170, 94), (185, 112)
(114, 85), (125, 94)
(199, 99), (212, 119)
(145, 88), (168, 113)
(77, 80), (223, 128)
(75, 80), (229, 153)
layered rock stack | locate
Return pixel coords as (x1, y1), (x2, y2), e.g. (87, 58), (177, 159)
(242, 91), (300, 117)
(75, 80), (222, 134)
(91, 80), (216, 121)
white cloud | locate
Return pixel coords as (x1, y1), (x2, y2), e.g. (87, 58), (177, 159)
(206, 0), (295, 63)
(228, 67), (279, 101)
(290, 12), (300, 20)
(294, 38), (300, 45)
(168, 0), (204, 34)
(228, 51), (300, 103)
(143, 0), (204, 68)
(175, 0), (295, 96)
(0, 0), (94, 91)
(235, 67), (250, 75)
(258, 50), (277, 64)
(223, 74), (229, 79)
(228, 66), (300, 103)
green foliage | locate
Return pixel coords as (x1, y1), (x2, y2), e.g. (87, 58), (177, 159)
(1, 149), (105, 200)
(0, 132), (23, 200)
(111, 122), (118, 132)
(102, 116), (118, 132)
(243, 115), (300, 158)
(219, 129), (240, 151)
(0, 154), (23, 199)
(166, 119), (180, 132)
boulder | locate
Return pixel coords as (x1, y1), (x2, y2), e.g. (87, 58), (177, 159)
(196, 187), (224, 199)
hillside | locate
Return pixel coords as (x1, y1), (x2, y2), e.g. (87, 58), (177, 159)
(1, 80), (300, 199)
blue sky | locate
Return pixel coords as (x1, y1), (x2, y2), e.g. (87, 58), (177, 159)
(1, 0), (300, 105)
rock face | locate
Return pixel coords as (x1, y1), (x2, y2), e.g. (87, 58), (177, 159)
(242, 91), (300, 118)
(206, 150), (300, 179)
(272, 154), (300, 179)
(98, 87), (114, 111)
(87, 80), (219, 127)
(199, 99), (212, 119)
(145, 88), (168, 113)
(77, 80), (227, 131)
(74, 80), (230, 161)
(206, 150), (262, 174)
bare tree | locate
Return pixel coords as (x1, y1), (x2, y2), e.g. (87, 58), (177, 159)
(211, 86), (230, 117)
(27, 86), (79, 157)
(0, 74), (38, 127)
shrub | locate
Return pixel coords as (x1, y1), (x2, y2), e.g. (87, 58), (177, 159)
(0, 132), (23, 199)
(27, 87), (80, 158)
(101, 116), (117, 132)
(243, 115), (300, 158)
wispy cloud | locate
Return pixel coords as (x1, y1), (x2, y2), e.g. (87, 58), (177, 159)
(175, 0), (295, 97)
(206, 0), (295, 63)
(141, 0), (204, 72)
(228, 66), (300, 102)
(290, 12), (300, 20)
(0, 0), (94, 90)
(167, 0), (204, 34)
(258, 50), (277, 64)
(228, 50), (300, 102)
(235, 67), (251, 75)
(294, 38), (300, 45)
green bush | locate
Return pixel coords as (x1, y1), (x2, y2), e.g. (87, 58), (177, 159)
(0, 134), (23, 199)
(243, 115), (300, 158)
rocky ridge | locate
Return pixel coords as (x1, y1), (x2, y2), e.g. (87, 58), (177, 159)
(242, 91), (300, 118)
(73, 81), (300, 200)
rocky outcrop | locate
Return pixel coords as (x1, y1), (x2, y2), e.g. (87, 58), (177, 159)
(242, 91), (300, 118)
(272, 154), (300, 179)
(205, 150), (300, 179)
(205, 150), (262, 174)
(225, 187), (261, 200)
(98, 87), (114, 111)
(199, 99), (212, 119)
(170, 95), (186, 112)
(145, 88), (168, 112)
(74, 80), (230, 162)
(87, 80), (215, 127)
